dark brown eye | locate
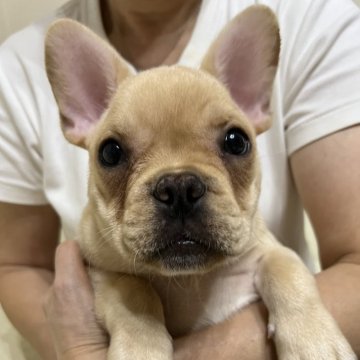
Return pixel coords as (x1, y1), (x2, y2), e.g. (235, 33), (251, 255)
(224, 128), (251, 156)
(99, 139), (123, 167)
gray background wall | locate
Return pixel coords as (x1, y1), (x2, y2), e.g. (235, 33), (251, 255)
(0, 0), (66, 42)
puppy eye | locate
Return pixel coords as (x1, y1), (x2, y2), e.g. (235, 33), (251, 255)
(224, 128), (251, 156)
(99, 139), (123, 167)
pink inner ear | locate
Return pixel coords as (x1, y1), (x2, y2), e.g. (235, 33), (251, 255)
(46, 21), (123, 146)
(213, 7), (280, 133)
(58, 40), (116, 139)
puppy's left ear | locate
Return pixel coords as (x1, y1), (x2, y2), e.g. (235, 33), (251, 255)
(201, 6), (280, 134)
(45, 19), (131, 148)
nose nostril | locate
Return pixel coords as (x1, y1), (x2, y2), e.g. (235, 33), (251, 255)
(159, 187), (174, 204)
(187, 182), (206, 203)
(154, 178), (175, 205)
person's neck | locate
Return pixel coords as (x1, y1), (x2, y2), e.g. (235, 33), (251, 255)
(101, 0), (201, 70)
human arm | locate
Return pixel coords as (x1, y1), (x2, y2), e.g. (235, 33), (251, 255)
(0, 203), (109, 360)
(0, 203), (59, 359)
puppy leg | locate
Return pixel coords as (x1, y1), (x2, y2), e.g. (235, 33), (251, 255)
(92, 271), (172, 360)
(255, 245), (356, 360)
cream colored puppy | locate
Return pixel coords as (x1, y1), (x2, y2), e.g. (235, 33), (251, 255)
(45, 6), (356, 360)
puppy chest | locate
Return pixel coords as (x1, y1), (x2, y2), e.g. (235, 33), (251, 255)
(151, 265), (259, 337)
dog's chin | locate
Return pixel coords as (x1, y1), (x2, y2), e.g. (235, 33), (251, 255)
(146, 235), (227, 276)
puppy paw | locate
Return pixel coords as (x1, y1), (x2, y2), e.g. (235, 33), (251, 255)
(270, 309), (357, 360)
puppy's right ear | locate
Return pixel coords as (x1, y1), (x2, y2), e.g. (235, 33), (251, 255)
(201, 6), (280, 135)
(45, 19), (130, 148)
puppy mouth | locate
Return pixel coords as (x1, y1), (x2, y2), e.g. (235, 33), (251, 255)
(151, 232), (222, 272)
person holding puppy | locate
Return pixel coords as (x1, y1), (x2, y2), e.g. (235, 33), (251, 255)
(0, 0), (360, 359)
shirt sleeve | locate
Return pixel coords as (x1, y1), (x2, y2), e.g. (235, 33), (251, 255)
(0, 37), (49, 205)
(282, 0), (360, 155)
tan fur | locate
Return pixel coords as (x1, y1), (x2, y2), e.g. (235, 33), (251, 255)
(46, 7), (356, 360)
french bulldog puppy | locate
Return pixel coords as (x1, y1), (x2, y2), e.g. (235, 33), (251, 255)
(45, 6), (356, 360)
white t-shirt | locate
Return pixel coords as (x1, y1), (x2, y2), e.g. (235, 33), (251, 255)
(1, 0), (360, 274)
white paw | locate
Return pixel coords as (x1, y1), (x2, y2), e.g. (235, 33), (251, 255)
(270, 309), (357, 360)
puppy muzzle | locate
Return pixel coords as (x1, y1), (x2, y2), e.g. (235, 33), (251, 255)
(148, 172), (226, 273)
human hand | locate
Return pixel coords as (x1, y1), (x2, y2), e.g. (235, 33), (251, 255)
(43, 241), (108, 360)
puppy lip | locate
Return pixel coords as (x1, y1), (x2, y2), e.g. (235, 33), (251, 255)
(169, 231), (207, 246)
(175, 239), (197, 246)
(159, 235), (209, 254)
(167, 237), (208, 254)
(151, 233), (219, 271)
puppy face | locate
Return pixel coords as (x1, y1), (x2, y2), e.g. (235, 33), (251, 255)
(45, 6), (280, 275)
(87, 67), (260, 275)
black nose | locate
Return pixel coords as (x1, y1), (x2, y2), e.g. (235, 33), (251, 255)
(153, 173), (206, 218)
